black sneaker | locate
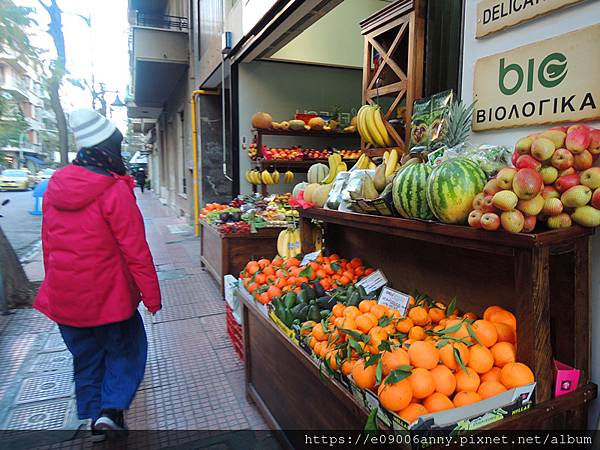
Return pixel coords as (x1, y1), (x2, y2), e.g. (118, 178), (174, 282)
(90, 423), (106, 443)
(94, 409), (127, 432)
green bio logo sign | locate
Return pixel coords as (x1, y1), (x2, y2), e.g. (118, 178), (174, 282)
(499, 52), (568, 95)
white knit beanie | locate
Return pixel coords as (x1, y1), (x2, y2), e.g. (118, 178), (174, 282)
(69, 108), (117, 149)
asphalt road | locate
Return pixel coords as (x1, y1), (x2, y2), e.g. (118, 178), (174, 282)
(0, 190), (42, 260)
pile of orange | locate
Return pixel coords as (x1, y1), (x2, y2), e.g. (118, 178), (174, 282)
(239, 255), (374, 304)
(304, 297), (534, 424)
(199, 202), (229, 219)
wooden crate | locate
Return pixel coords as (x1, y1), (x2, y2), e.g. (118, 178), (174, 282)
(199, 220), (283, 294)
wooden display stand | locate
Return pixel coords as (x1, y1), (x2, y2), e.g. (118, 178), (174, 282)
(360, 0), (425, 155)
(199, 219), (283, 295)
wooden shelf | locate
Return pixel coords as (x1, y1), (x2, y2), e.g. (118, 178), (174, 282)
(253, 128), (359, 138)
(301, 208), (594, 252)
(256, 158), (357, 173)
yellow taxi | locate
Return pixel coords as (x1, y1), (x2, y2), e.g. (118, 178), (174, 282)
(0, 169), (33, 191)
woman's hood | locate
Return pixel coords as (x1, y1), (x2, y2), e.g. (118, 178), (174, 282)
(45, 165), (117, 211)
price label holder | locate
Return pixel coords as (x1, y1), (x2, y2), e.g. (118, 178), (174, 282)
(378, 287), (411, 316)
(355, 270), (387, 295)
(300, 250), (321, 267)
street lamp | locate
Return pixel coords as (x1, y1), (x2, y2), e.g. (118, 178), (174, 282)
(111, 95), (125, 107)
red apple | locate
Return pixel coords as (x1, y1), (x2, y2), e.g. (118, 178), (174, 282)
(540, 130), (566, 149)
(496, 168), (517, 190)
(515, 137), (533, 155)
(530, 137), (556, 161)
(501, 210), (525, 233)
(591, 188), (600, 209)
(492, 190), (519, 211)
(551, 148), (574, 170)
(511, 151), (520, 167)
(567, 123), (590, 135)
(517, 194), (544, 216)
(468, 210), (483, 228)
(550, 126), (569, 133)
(573, 150), (593, 171)
(558, 167), (576, 177)
(480, 213), (501, 231)
(483, 178), (502, 196)
(480, 195), (498, 214)
(516, 154), (542, 171)
(522, 215), (537, 233)
(512, 168), (543, 200)
(472, 192), (486, 210)
(566, 126), (591, 154)
(542, 185), (560, 199)
(588, 129), (600, 155)
(580, 167), (600, 189)
(555, 173), (581, 192)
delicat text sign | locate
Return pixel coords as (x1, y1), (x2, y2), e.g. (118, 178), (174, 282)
(472, 24), (600, 131)
(476, 0), (585, 38)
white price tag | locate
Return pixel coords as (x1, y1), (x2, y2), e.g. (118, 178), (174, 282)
(300, 250), (321, 267)
(378, 287), (411, 316)
(355, 270), (387, 295)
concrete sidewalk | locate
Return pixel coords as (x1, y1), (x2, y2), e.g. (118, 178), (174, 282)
(0, 189), (271, 448)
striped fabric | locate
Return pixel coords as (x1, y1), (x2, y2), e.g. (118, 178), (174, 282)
(69, 108), (117, 149)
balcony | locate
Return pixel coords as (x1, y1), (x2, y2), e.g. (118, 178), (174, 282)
(128, 12), (189, 119)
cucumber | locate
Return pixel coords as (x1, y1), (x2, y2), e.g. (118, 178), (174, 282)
(283, 292), (297, 309)
(301, 283), (316, 301)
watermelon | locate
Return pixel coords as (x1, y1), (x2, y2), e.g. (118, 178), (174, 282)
(426, 158), (487, 224)
(392, 163), (433, 220)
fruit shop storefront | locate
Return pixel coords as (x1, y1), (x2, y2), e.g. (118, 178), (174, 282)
(217, 0), (600, 444)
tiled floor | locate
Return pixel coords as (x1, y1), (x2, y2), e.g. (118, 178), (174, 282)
(0, 189), (272, 448)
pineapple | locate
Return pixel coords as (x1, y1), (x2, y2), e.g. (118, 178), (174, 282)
(442, 100), (476, 148)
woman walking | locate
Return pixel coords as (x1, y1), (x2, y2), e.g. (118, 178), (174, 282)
(34, 108), (161, 440)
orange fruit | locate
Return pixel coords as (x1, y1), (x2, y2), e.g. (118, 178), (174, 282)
(258, 292), (270, 304)
(402, 339), (414, 350)
(490, 342), (516, 368)
(453, 391), (481, 407)
(398, 403), (428, 424)
(378, 378), (413, 412)
(494, 322), (516, 344)
(439, 342), (470, 371)
(312, 323), (328, 341)
(363, 312), (378, 325)
(308, 336), (316, 349)
(468, 345), (495, 374)
(483, 305), (505, 321)
(351, 359), (377, 390)
(341, 359), (356, 376)
(343, 306), (360, 320)
(339, 317), (357, 332)
(430, 365), (456, 397)
(381, 348), (410, 376)
(332, 303), (346, 318)
(408, 306), (430, 326)
(423, 392), (454, 413)
(334, 317), (345, 328)
(428, 307), (445, 324)
(444, 319), (469, 339)
(408, 341), (440, 370)
(489, 309), (517, 332)
(313, 341), (324, 357)
(480, 367), (502, 383)
(388, 309), (401, 319)
(500, 362), (534, 389)
(455, 367), (481, 392)
(409, 368), (436, 399)
(356, 315), (375, 334)
(471, 320), (498, 348)
(408, 326), (426, 341)
(396, 317), (414, 334)
(370, 304), (389, 319)
(266, 285), (282, 299)
(359, 300), (376, 313)
(478, 381), (507, 399)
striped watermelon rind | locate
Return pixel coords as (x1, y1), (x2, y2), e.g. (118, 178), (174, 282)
(392, 163), (434, 220)
(426, 158), (487, 224)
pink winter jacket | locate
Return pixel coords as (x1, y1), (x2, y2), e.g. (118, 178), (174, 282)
(34, 165), (161, 327)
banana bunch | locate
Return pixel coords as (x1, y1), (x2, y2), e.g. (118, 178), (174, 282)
(353, 152), (375, 170)
(321, 153), (347, 184)
(382, 148), (401, 178)
(245, 169), (262, 185)
(277, 228), (302, 258)
(356, 104), (393, 147)
(284, 170), (294, 184)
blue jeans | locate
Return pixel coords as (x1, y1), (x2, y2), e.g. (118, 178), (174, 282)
(59, 311), (147, 420)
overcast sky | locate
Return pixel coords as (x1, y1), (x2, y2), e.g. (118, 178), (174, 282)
(18, 0), (129, 130)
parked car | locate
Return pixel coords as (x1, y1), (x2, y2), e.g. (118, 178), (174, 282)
(0, 169), (33, 191)
(36, 168), (56, 181)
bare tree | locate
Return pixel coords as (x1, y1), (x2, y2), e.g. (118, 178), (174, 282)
(38, 0), (69, 165)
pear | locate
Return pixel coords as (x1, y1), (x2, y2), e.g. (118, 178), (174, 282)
(571, 206), (600, 227)
(561, 185), (592, 208)
(373, 163), (387, 193)
(362, 174), (379, 199)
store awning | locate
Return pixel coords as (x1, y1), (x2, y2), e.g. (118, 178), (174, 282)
(25, 155), (49, 166)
